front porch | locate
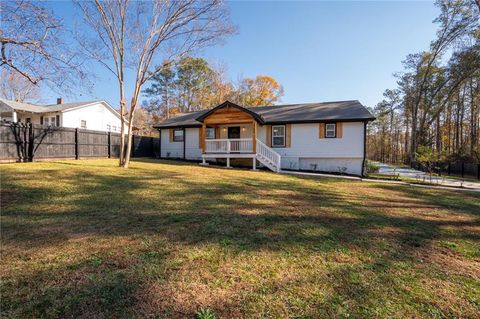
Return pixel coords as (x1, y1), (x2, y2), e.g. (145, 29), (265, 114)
(197, 101), (281, 172)
(200, 135), (281, 171)
(201, 137), (257, 169)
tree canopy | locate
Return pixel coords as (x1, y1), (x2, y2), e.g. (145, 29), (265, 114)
(143, 56), (284, 118)
(368, 0), (480, 164)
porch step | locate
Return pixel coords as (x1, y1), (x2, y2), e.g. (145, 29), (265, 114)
(257, 155), (278, 172)
(255, 139), (281, 173)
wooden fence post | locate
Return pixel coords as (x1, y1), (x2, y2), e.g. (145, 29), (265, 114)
(28, 123), (34, 162)
(477, 164), (480, 180)
(22, 124), (28, 162)
(108, 132), (111, 158)
(131, 135), (135, 158)
(461, 162), (465, 178)
(150, 136), (154, 158)
(75, 128), (79, 160)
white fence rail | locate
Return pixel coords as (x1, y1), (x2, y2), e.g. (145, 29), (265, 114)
(205, 138), (253, 153)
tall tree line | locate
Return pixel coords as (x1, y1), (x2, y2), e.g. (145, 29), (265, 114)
(142, 56), (284, 119)
(368, 0), (480, 164)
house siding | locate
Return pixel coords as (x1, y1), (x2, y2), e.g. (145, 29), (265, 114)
(254, 122), (364, 175)
(158, 121), (365, 176)
(160, 129), (184, 158)
(62, 102), (125, 132)
(185, 128), (202, 159)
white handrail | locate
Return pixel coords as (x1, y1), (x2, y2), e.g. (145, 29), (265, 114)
(205, 138), (253, 153)
(256, 139), (281, 172)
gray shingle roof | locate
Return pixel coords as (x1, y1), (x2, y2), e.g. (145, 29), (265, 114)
(153, 100), (374, 128)
(0, 98), (102, 113)
(154, 110), (208, 128)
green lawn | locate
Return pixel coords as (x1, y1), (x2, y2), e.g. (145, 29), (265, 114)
(1, 159), (479, 318)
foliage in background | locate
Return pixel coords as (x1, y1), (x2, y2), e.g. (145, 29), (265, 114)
(368, 0), (480, 165)
(143, 56), (284, 119)
(416, 145), (446, 180)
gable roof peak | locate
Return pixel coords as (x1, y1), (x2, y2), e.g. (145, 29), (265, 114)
(195, 100), (265, 124)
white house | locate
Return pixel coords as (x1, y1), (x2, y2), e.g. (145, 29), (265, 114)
(153, 100), (375, 176)
(0, 98), (126, 132)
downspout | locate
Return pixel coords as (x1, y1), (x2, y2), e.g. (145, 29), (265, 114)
(158, 129), (162, 159)
(361, 121), (367, 177)
(183, 127), (186, 160)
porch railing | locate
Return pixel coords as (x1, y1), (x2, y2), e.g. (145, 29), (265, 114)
(205, 138), (253, 153)
(256, 139), (281, 172)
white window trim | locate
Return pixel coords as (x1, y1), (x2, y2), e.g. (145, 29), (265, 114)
(80, 120), (87, 129)
(325, 123), (336, 138)
(271, 125), (286, 147)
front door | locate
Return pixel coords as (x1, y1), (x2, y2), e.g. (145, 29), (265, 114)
(228, 126), (240, 139)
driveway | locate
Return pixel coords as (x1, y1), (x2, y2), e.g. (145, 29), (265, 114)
(377, 162), (480, 190)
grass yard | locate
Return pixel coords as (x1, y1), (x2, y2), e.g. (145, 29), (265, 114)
(1, 159), (479, 318)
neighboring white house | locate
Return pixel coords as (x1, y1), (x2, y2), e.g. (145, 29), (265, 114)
(153, 100), (375, 176)
(0, 98), (126, 132)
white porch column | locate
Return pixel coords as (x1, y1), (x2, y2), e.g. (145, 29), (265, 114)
(226, 157), (230, 168)
(252, 158), (256, 170)
(12, 111), (18, 123)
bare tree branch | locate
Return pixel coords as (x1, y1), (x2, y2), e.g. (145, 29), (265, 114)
(77, 0), (234, 168)
(0, 0), (90, 94)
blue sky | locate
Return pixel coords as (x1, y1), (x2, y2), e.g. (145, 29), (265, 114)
(44, 1), (439, 109)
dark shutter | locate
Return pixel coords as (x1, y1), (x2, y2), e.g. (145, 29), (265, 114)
(56, 115), (60, 127)
(40, 116), (44, 125)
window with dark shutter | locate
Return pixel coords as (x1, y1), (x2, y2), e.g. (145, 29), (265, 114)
(271, 125), (286, 147)
(325, 123), (336, 138)
(173, 129), (184, 142)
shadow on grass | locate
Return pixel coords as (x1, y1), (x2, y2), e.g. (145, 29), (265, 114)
(1, 159), (479, 318)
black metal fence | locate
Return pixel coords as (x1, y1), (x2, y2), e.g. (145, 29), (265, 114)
(0, 122), (159, 162)
(411, 161), (480, 180)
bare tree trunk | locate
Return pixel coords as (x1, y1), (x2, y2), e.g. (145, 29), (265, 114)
(123, 91), (140, 168)
(404, 108), (410, 164)
(459, 86), (466, 151)
(165, 84), (170, 119)
(119, 88), (126, 166)
(454, 90), (461, 153)
(123, 119), (134, 168)
(410, 105), (418, 164)
(435, 113), (441, 154)
(446, 101), (452, 155)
